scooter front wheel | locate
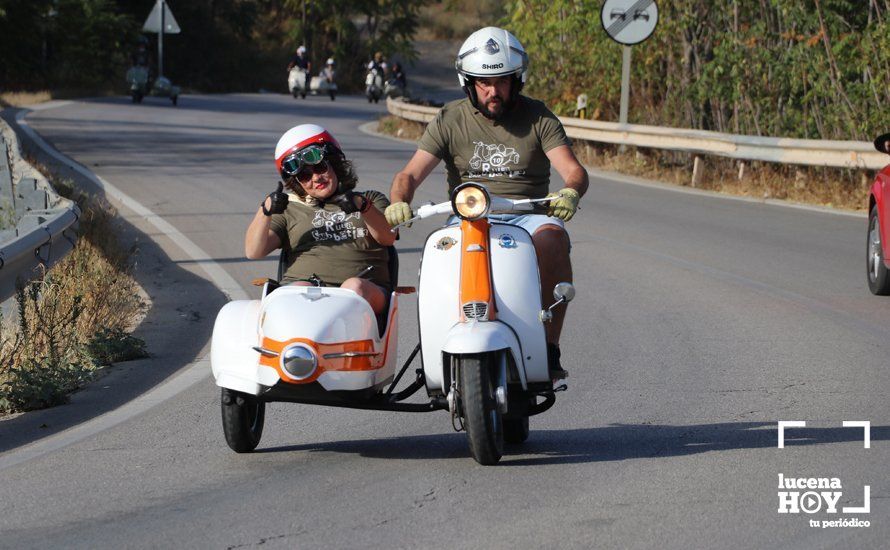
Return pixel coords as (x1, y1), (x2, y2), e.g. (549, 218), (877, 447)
(221, 388), (265, 453)
(459, 354), (503, 465)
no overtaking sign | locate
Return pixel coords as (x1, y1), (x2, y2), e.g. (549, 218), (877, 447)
(600, 0), (659, 46)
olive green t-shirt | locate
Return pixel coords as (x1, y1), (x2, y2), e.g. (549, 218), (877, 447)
(417, 96), (571, 200)
(269, 190), (391, 289)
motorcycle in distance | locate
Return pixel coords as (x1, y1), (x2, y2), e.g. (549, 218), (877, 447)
(288, 67), (309, 99)
(317, 59), (337, 101)
(210, 183), (573, 465)
(384, 78), (407, 99)
(365, 67), (384, 103)
(125, 66), (179, 106)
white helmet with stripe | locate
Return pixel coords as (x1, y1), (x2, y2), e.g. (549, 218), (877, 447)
(274, 124), (341, 177)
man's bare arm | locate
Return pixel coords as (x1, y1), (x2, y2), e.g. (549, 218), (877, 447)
(546, 145), (589, 197)
(390, 149), (441, 203)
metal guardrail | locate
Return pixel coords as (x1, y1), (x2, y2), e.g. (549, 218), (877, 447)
(0, 116), (80, 302)
(386, 97), (887, 170)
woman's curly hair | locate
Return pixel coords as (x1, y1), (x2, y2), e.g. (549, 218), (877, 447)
(283, 147), (358, 198)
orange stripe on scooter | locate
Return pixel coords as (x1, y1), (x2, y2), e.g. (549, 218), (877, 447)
(259, 337), (379, 384)
(459, 219), (496, 320)
(258, 302), (397, 385)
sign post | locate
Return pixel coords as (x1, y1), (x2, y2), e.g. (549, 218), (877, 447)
(601, 0), (659, 124)
(142, 0), (181, 78)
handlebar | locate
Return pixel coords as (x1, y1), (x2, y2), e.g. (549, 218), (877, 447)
(389, 196), (554, 232)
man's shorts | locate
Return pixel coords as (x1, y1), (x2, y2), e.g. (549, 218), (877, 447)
(445, 213), (569, 248)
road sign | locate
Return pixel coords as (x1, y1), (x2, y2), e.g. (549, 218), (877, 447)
(143, 0), (181, 34)
(600, 0), (659, 46)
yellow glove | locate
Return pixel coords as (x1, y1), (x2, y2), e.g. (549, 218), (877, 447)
(384, 202), (413, 226)
(546, 188), (580, 222)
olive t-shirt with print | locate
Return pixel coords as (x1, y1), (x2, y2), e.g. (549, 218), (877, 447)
(417, 96), (571, 200)
(269, 190), (391, 289)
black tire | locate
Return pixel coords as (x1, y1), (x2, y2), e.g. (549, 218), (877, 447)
(171, 95), (178, 106)
(459, 354), (503, 465)
(292, 88), (299, 98)
(221, 388), (265, 452)
(301, 92), (306, 99)
(868, 205), (890, 295)
(504, 416), (529, 444)
(330, 91), (336, 101)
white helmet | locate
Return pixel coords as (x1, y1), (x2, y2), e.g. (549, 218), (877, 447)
(326, 58), (335, 66)
(274, 124), (341, 178)
(455, 27), (528, 90)
(296, 45), (306, 55)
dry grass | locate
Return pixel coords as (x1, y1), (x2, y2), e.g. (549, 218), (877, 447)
(573, 142), (871, 211)
(374, 115), (871, 211)
(0, 91), (52, 108)
(0, 173), (147, 413)
(377, 115), (426, 141)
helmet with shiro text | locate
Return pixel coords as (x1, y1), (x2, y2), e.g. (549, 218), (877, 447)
(455, 26), (528, 109)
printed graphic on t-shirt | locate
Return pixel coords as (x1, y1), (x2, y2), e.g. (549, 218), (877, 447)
(467, 140), (526, 179)
(310, 210), (368, 242)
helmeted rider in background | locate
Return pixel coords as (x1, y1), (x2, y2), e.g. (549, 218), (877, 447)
(321, 57), (336, 83)
(386, 26), (589, 379)
(367, 51), (387, 78)
(287, 45), (312, 92)
(245, 124), (395, 314)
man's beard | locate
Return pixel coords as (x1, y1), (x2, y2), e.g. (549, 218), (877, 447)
(478, 95), (510, 119)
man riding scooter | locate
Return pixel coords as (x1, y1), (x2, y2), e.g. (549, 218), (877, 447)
(386, 26), (589, 380)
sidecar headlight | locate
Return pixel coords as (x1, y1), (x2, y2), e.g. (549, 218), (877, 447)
(280, 344), (317, 380)
(452, 183), (490, 221)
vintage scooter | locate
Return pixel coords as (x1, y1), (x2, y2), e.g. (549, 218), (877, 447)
(125, 66), (179, 106)
(210, 183), (572, 464)
(365, 67), (384, 103)
(288, 67), (309, 99)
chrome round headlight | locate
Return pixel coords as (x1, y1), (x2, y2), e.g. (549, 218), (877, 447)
(452, 183), (490, 220)
(280, 344), (317, 380)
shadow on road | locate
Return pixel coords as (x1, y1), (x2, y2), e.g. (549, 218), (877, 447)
(255, 422), (890, 465)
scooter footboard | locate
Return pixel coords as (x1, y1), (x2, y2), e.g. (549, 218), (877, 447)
(211, 300), (280, 396)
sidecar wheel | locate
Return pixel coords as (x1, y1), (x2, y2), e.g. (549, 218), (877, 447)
(292, 88), (299, 98)
(459, 354), (503, 465)
(504, 416), (529, 444)
(867, 206), (890, 295)
(221, 388), (265, 453)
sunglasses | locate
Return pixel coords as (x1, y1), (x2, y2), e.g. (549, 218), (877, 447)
(295, 160), (331, 183)
(280, 145), (331, 180)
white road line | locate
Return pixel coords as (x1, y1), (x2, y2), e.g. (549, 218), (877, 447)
(1, 104), (248, 471)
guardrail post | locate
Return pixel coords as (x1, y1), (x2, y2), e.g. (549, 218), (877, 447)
(691, 156), (703, 187)
(737, 161), (746, 181)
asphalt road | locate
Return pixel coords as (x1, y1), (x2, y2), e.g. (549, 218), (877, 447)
(0, 93), (888, 549)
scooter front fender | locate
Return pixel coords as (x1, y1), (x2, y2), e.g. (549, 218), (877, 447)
(440, 321), (526, 389)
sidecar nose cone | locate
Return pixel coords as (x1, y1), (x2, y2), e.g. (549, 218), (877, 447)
(281, 344), (317, 380)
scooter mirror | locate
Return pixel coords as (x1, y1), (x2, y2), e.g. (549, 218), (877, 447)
(874, 133), (890, 155)
(553, 282), (575, 303)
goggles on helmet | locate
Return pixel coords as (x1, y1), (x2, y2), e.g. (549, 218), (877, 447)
(280, 145), (329, 178)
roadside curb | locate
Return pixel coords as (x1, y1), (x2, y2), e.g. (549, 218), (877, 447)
(0, 102), (244, 470)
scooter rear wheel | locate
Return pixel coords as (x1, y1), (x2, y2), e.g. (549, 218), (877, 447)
(221, 388), (265, 452)
(459, 354), (503, 465)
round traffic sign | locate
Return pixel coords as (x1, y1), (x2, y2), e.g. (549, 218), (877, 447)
(601, 0), (659, 46)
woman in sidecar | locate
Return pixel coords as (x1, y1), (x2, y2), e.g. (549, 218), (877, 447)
(214, 124), (407, 452)
(245, 123), (395, 310)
